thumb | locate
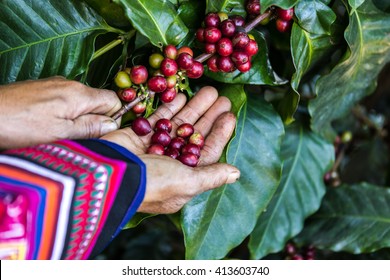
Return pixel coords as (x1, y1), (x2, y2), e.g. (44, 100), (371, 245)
(193, 163), (240, 193)
(68, 114), (119, 139)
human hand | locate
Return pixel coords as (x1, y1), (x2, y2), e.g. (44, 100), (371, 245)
(101, 86), (240, 214)
(0, 77), (122, 149)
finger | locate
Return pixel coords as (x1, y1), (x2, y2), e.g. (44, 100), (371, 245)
(193, 163), (240, 194)
(147, 93), (187, 127)
(194, 96), (232, 137)
(170, 86), (218, 131)
(66, 114), (119, 139)
(199, 112), (236, 166)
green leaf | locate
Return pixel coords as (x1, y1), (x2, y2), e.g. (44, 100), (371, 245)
(205, 30), (287, 86)
(84, 0), (130, 28)
(124, 213), (157, 229)
(181, 92), (284, 260)
(249, 124), (334, 259)
(294, 0), (336, 35)
(275, 88), (300, 125)
(295, 183), (390, 253)
(206, 0), (246, 16)
(309, 0), (390, 139)
(178, 1), (206, 29)
(0, 0), (114, 84)
(113, 0), (189, 47)
(261, 0), (299, 13)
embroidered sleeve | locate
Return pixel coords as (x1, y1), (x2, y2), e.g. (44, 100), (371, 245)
(0, 139), (146, 260)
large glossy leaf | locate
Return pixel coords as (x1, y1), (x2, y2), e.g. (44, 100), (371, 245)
(309, 0), (390, 139)
(0, 0), (114, 84)
(260, 0), (299, 13)
(181, 91), (284, 260)
(205, 30), (287, 86)
(248, 124), (334, 259)
(113, 0), (188, 47)
(84, 0), (130, 28)
(295, 183), (390, 253)
(294, 0), (336, 35)
(206, 0), (246, 16)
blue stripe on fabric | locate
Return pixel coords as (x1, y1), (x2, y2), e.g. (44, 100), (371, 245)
(0, 176), (46, 259)
(96, 139), (146, 236)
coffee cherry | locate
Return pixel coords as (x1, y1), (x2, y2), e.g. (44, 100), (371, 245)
(169, 137), (186, 150)
(176, 53), (194, 71)
(292, 254), (304, 260)
(147, 144), (165, 155)
(115, 71), (132, 89)
(189, 132), (204, 148)
(220, 19), (236, 37)
(155, 118), (172, 133)
(132, 117), (152, 136)
(218, 12), (229, 22)
(276, 19), (292, 33)
(164, 45), (178, 60)
(130, 65), (148, 85)
(216, 38), (233, 57)
(245, 39), (259, 56)
(204, 27), (222, 43)
(160, 87), (177, 103)
(177, 46), (193, 57)
(196, 28), (205, 42)
(186, 61), (204, 79)
(277, 8), (294, 21)
(132, 102), (147, 114)
(285, 243), (296, 255)
(217, 56), (235, 72)
(232, 32), (250, 49)
(161, 58), (178, 76)
(149, 53), (164, 69)
(246, 0), (261, 16)
(236, 60), (251, 73)
(151, 130), (171, 147)
(229, 15), (245, 27)
(182, 143), (201, 158)
(148, 76), (167, 93)
(119, 88), (137, 102)
(204, 12), (221, 27)
(166, 75), (177, 89)
(177, 123), (194, 138)
(164, 148), (180, 159)
(178, 153), (199, 167)
(205, 43), (217, 54)
(207, 55), (219, 72)
(231, 51), (249, 65)
(341, 131), (353, 143)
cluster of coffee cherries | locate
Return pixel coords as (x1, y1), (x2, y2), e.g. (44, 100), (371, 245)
(131, 117), (204, 167)
(285, 242), (316, 260)
(246, 0), (295, 33)
(196, 12), (259, 73)
(114, 45), (202, 115)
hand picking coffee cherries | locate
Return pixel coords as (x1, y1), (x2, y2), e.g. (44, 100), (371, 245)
(196, 12), (259, 73)
(131, 117), (205, 167)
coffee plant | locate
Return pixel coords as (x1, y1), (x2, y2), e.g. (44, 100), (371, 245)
(1, 0), (390, 260)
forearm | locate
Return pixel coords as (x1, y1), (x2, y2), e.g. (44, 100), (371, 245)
(0, 139), (146, 259)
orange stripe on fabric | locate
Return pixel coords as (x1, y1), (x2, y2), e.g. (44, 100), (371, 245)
(0, 165), (62, 260)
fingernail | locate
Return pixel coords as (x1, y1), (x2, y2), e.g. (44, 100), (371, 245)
(227, 171), (240, 184)
(101, 119), (118, 135)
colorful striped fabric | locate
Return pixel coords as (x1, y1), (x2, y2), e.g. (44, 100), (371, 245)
(0, 139), (146, 260)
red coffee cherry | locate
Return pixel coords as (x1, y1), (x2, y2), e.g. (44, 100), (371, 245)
(182, 144), (201, 158)
(232, 32), (250, 49)
(177, 46), (193, 57)
(132, 102), (147, 114)
(160, 58), (178, 77)
(207, 55), (219, 72)
(231, 51), (250, 66)
(160, 87), (177, 103)
(178, 153), (199, 167)
(220, 19), (236, 37)
(229, 15), (245, 27)
(277, 8), (294, 21)
(186, 61), (204, 79)
(205, 43), (217, 54)
(245, 39), (259, 56)
(119, 88), (136, 102)
(155, 118), (172, 133)
(169, 137), (186, 150)
(189, 132), (205, 148)
(148, 76), (167, 93)
(204, 12), (221, 27)
(164, 148), (180, 159)
(276, 19), (292, 32)
(246, 0), (261, 16)
(217, 56), (235, 73)
(130, 65), (148, 84)
(164, 45), (178, 60)
(216, 38), (233, 57)
(196, 28), (205, 42)
(177, 123), (195, 138)
(236, 60), (251, 73)
(147, 144), (165, 155)
(132, 117), (152, 136)
(176, 53), (194, 71)
(151, 130), (171, 147)
(204, 27), (222, 44)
